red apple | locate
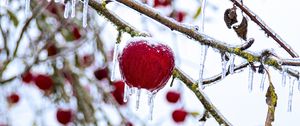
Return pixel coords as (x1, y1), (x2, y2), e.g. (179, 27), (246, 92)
(166, 90), (180, 103)
(72, 26), (81, 40)
(34, 74), (53, 91)
(172, 109), (188, 123)
(118, 39), (175, 92)
(46, 43), (58, 57)
(56, 108), (73, 125)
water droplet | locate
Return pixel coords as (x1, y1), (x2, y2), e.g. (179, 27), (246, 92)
(221, 53), (228, 79)
(71, 0), (76, 18)
(123, 84), (129, 102)
(198, 45), (208, 89)
(25, 0), (31, 18)
(148, 92), (156, 120)
(64, 1), (71, 18)
(82, 0), (89, 27)
(229, 54), (235, 74)
(260, 72), (266, 92)
(111, 43), (119, 81)
(136, 88), (141, 110)
(288, 78), (295, 112)
(282, 67), (287, 87)
(248, 66), (254, 92)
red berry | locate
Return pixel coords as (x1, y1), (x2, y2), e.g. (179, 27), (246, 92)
(7, 92), (20, 104)
(56, 108), (73, 125)
(94, 67), (109, 80)
(154, 0), (172, 7)
(172, 109), (188, 123)
(22, 71), (34, 83)
(126, 121), (133, 126)
(175, 11), (186, 22)
(166, 90), (180, 103)
(46, 43), (58, 56)
(80, 54), (94, 67)
(111, 81), (126, 105)
(34, 74), (53, 91)
(72, 26), (81, 40)
(118, 39), (175, 92)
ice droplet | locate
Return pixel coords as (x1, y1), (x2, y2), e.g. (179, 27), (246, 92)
(64, 1), (71, 18)
(111, 43), (119, 81)
(136, 89), (141, 110)
(198, 45), (208, 89)
(248, 66), (254, 92)
(148, 92), (157, 120)
(82, 0), (89, 28)
(287, 78), (295, 112)
(282, 67), (287, 87)
(71, 0), (77, 18)
(123, 84), (129, 102)
(260, 72), (266, 92)
(25, 0), (31, 18)
(221, 53), (228, 78)
(199, 0), (207, 32)
(229, 54), (235, 74)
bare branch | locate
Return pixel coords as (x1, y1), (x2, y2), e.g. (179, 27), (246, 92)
(229, 0), (299, 58)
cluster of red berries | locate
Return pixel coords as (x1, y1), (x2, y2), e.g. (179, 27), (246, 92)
(22, 71), (53, 92)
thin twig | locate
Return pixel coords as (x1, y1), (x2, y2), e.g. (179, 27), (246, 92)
(229, 0), (298, 58)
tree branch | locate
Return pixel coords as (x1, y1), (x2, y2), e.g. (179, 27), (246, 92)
(229, 0), (299, 58)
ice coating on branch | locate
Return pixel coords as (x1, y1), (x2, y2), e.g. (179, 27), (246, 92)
(282, 67), (287, 87)
(64, 1), (71, 18)
(199, 0), (207, 32)
(136, 88), (141, 110)
(82, 0), (89, 27)
(221, 53), (228, 78)
(248, 66), (254, 92)
(111, 43), (119, 81)
(25, 0), (31, 18)
(71, 0), (76, 18)
(288, 78), (295, 112)
(229, 54), (235, 74)
(198, 45), (208, 89)
(260, 72), (266, 91)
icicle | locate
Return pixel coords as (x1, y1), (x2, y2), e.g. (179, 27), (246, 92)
(111, 43), (119, 81)
(260, 72), (266, 92)
(136, 89), (141, 110)
(248, 66), (254, 92)
(282, 67), (287, 87)
(198, 45), (208, 90)
(25, 0), (31, 18)
(229, 54), (235, 74)
(221, 53), (228, 78)
(130, 87), (135, 96)
(71, 0), (76, 18)
(82, 0), (89, 28)
(298, 73), (300, 91)
(64, 1), (71, 18)
(148, 92), (157, 120)
(287, 78), (295, 112)
(123, 84), (129, 102)
(199, 0), (207, 32)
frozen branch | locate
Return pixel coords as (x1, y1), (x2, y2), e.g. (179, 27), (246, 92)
(229, 0), (299, 58)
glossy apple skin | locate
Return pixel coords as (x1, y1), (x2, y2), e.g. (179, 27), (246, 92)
(118, 40), (175, 92)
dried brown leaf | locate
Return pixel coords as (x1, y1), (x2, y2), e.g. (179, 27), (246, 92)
(233, 17), (248, 40)
(224, 7), (238, 29)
